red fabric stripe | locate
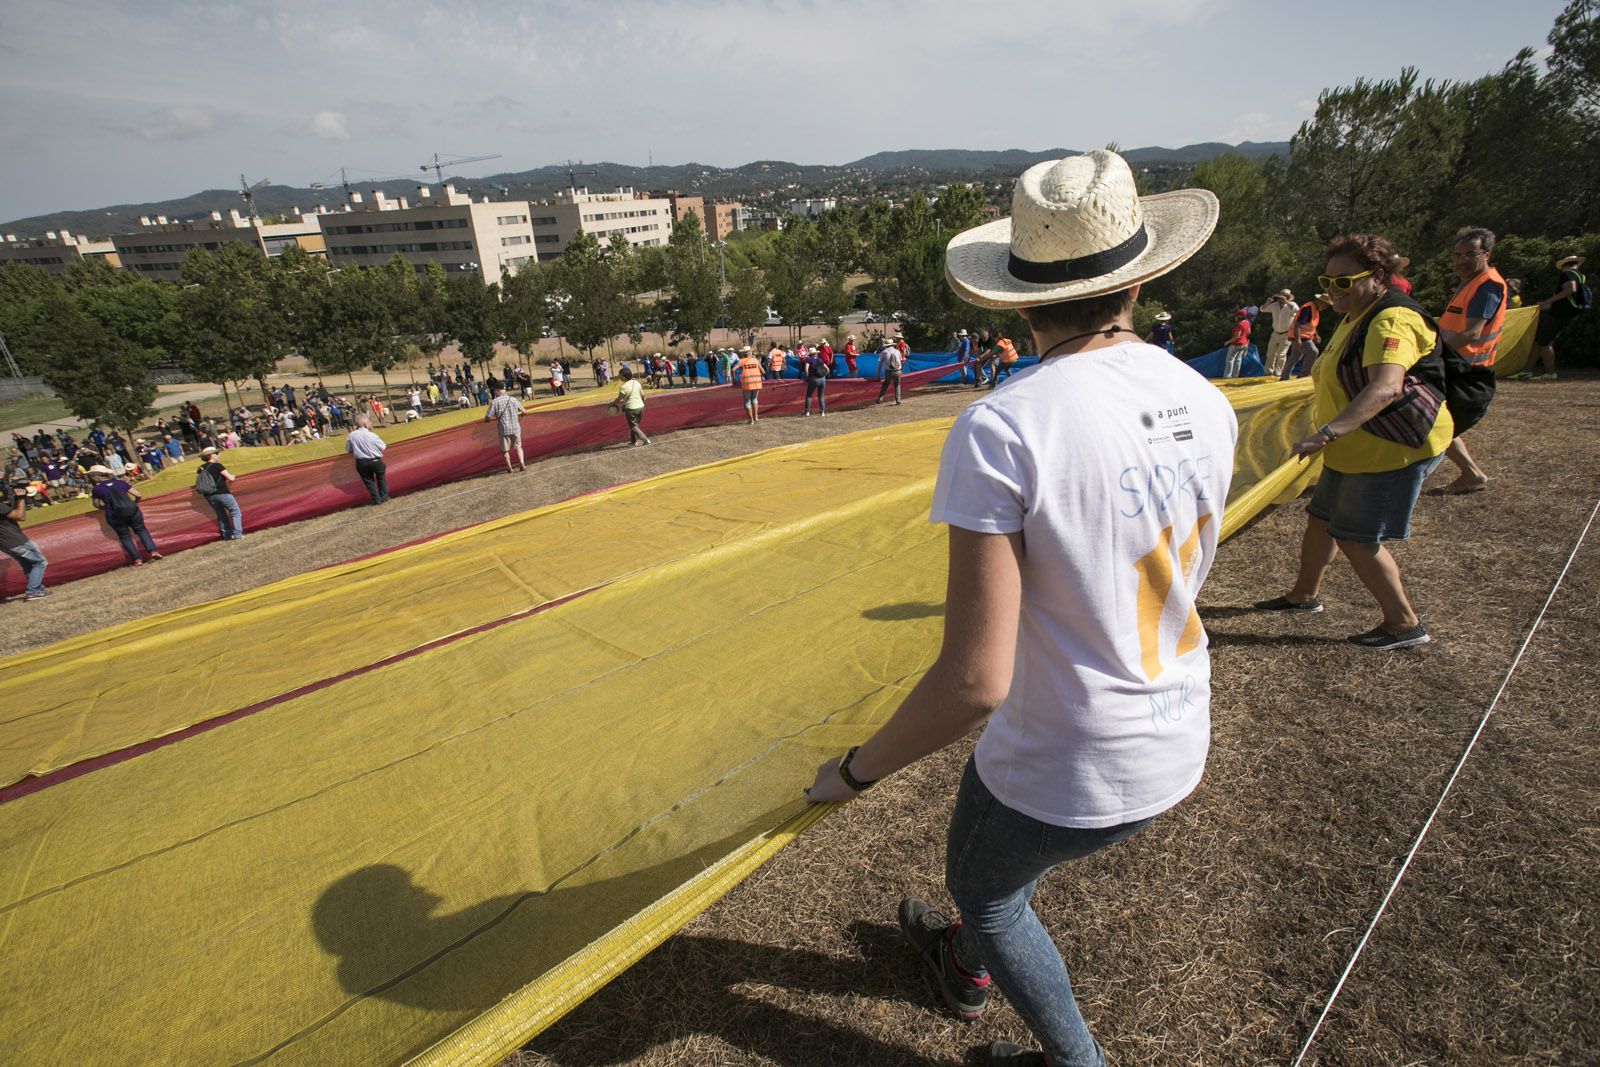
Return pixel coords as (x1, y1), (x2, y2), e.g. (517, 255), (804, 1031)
(0, 584), (603, 806)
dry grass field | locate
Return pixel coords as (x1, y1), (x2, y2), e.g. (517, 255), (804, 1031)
(7, 376), (1595, 1066)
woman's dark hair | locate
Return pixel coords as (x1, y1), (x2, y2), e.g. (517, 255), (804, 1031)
(619, 365), (633, 379)
(1019, 287), (1137, 336)
(1325, 233), (1410, 287)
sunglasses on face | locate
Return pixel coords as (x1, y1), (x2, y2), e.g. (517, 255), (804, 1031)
(1317, 269), (1375, 291)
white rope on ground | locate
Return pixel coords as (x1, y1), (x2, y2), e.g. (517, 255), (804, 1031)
(1292, 490), (1600, 1066)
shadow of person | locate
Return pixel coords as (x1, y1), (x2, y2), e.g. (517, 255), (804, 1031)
(313, 864), (527, 1012)
(527, 920), (948, 1067)
(311, 805), (862, 1034)
(862, 601), (945, 622)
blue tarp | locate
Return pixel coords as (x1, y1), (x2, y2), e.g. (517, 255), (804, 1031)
(1185, 344), (1264, 379)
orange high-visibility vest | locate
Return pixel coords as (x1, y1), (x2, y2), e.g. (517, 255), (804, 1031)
(739, 356), (765, 388)
(1291, 301), (1320, 340)
(1439, 266), (1508, 365)
(997, 338), (1019, 364)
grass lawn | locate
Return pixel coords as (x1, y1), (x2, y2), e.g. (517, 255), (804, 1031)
(0, 393), (72, 431)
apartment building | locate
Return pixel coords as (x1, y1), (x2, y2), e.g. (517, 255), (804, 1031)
(317, 185), (536, 285)
(652, 191), (740, 242)
(528, 187), (673, 262)
(703, 201), (739, 242)
(0, 230), (120, 274)
(789, 198), (837, 219)
(110, 208), (324, 283)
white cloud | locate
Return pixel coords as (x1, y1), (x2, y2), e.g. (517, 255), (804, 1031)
(309, 110), (350, 142)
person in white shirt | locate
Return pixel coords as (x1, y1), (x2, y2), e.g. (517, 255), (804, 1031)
(806, 150), (1235, 1067)
(1263, 289), (1300, 377)
(344, 416), (389, 504)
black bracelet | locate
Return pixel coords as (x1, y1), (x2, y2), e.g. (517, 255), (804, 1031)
(838, 746), (878, 792)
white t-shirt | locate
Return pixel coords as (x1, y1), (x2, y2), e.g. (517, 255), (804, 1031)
(929, 341), (1238, 828)
(1268, 300), (1300, 333)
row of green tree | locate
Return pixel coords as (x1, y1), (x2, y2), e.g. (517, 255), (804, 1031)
(2, 1), (1594, 434)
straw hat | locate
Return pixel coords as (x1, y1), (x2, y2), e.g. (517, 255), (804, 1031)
(87, 464), (112, 476)
(945, 149), (1218, 309)
(201, 446), (219, 457)
(1153, 311), (1172, 322)
(1557, 254), (1586, 269)
(1277, 288), (1293, 299)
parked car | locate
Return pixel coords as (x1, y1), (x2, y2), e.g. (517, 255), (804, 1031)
(863, 311), (880, 324)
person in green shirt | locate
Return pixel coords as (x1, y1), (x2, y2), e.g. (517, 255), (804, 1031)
(608, 365), (651, 447)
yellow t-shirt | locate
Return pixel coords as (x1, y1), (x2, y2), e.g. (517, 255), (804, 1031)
(615, 379), (644, 411)
(1312, 306), (1454, 474)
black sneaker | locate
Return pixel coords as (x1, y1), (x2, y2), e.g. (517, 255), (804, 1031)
(1253, 595), (1324, 613)
(899, 897), (989, 1019)
(1347, 623), (1430, 650)
(981, 1041), (1048, 1066)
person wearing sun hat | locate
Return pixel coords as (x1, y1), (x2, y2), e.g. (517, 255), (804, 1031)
(1517, 252), (1590, 381)
(805, 149), (1236, 1067)
(1263, 288), (1300, 377)
(1145, 308), (1176, 353)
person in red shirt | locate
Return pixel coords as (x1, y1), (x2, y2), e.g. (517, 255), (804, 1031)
(818, 337), (835, 377)
(1224, 309), (1252, 378)
(843, 334), (859, 377)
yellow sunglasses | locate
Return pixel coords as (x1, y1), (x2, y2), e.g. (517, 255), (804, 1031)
(1317, 269), (1374, 291)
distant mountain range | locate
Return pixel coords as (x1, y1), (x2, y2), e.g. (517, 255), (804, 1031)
(2, 141), (1288, 239)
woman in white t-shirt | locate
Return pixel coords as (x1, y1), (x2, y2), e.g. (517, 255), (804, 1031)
(806, 151), (1230, 1067)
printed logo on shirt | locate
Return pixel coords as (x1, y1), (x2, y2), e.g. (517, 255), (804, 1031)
(1383, 337), (1400, 350)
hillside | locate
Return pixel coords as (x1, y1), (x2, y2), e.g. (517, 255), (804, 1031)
(1, 141), (1288, 238)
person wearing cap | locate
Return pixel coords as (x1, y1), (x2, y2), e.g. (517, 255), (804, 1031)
(842, 333), (860, 377)
(804, 149), (1235, 1067)
(344, 415), (390, 504)
(1262, 289), (1300, 377)
(1224, 308), (1253, 378)
(1145, 310), (1176, 353)
(88, 465), (162, 565)
(1517, 253), (1589, 381)
(195, 447), (243, 540)
(2, 483), (49, 600)
(737, 345), (764, 423)
(952, 328), (974, 384)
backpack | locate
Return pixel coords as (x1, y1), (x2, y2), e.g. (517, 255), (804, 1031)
(1572, 271), (1593, 311)
(103, 484), (140, 524)
(194, 464), (221, 497)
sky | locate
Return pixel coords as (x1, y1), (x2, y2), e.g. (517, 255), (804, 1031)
(0, 0), (1575, 224)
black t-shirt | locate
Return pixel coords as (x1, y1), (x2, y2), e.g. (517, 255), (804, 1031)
(200, 461), (229, 494)
(1, 512), (27, 551)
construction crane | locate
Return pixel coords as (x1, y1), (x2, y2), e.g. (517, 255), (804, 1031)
(564, 160), (598, 193)
(420, 152), (502, 186)
(239, 174), (270, 219)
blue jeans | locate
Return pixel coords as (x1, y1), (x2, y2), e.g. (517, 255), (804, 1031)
(946, 758), (1152, 1067)
(207, 493), (244, 539)
(3, 539), (47, 595)
(1224, 344), (1247, 378)
(110, 517), (158, 562)
(1307, 454), (1443, 544)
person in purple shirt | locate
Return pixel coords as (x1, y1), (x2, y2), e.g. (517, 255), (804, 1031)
(88, 465), (162, 566)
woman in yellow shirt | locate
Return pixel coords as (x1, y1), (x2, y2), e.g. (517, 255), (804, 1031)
(1255, 233), (1451, 650)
